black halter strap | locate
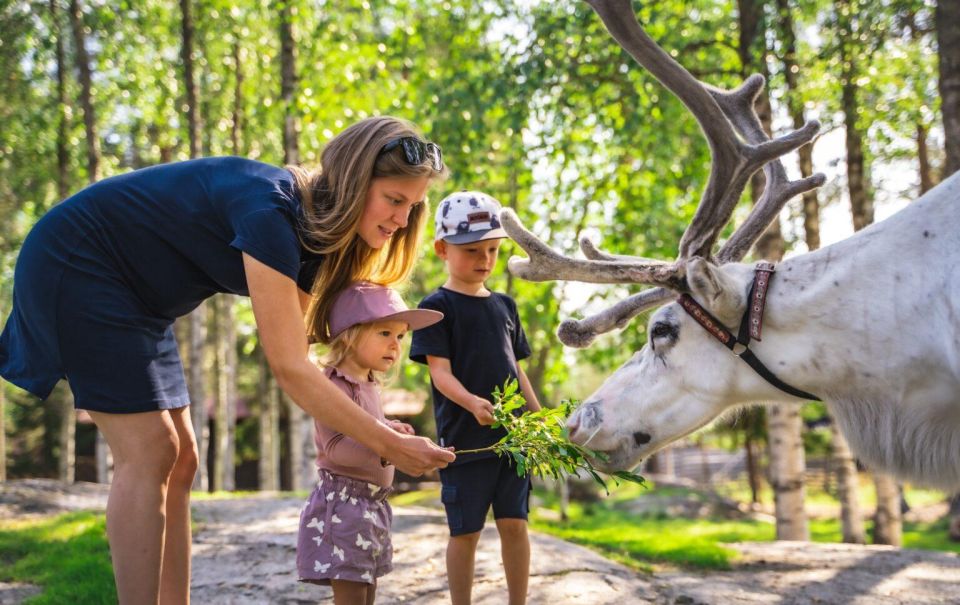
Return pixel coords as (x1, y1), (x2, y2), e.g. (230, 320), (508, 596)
(677, 263), (820, 402)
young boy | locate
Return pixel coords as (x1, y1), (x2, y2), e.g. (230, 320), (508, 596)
(410, 191), (542, 605)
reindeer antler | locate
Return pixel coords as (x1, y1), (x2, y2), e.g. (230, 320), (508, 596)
(502, 0), (825, 348)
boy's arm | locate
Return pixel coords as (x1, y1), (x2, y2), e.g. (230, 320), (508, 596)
(516, 364), (542, 412)
(425, 355), (497, 426)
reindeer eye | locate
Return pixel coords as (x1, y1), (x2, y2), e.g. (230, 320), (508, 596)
(651, 323), (676, 340)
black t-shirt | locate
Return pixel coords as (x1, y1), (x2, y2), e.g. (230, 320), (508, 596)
(43, 156), (321, 319)
(409, 287), (532, 465)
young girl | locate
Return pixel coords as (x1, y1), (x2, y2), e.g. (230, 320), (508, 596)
(298, 281), (442, 605)
(0, 116), (455, 603)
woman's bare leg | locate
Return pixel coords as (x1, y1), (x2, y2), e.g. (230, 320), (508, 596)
(89, 409), (180, 605)
(160, 407), (198, 605)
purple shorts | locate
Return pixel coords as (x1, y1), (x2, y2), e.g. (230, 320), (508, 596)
(297, 469), (394, 585)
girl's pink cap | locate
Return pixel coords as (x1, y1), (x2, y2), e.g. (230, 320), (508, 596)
(328, 282), (443, 339)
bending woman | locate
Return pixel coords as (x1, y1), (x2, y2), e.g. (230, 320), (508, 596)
(0, 116), (456, 604)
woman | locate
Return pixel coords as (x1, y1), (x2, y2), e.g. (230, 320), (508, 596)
(0, 116), (456, 604)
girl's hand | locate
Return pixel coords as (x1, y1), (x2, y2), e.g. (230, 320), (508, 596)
(386, 419), (415, 435)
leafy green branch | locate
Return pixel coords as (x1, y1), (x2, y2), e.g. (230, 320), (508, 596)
(456, 379), (645, 494)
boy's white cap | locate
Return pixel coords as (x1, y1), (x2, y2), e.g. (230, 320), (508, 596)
(434, 191), (508, 244)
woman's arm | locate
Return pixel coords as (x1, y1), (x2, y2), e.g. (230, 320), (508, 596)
(517, 364), (542, 412)
(244, 253), (454, 474)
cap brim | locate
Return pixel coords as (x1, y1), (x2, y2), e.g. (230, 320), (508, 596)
(379, 309), (444, 331)
(439, 228), (509, 244)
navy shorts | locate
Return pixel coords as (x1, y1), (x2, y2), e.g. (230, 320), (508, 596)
(439, 456), (531, 536)
(0, 217), (190, 414)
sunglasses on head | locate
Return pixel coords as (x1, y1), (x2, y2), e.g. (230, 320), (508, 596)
(378, 137), (444, 172)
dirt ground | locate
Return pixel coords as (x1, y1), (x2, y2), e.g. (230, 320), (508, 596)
(2, 479), (960, 604)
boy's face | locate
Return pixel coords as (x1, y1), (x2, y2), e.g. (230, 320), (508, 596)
(435, 237), (504, 287)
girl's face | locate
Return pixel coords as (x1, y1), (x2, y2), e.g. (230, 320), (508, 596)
(349, 320), (409, 374)
(357, 176), (430, 249)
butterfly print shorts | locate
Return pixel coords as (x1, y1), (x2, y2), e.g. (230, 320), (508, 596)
(297, 469), (394, 585)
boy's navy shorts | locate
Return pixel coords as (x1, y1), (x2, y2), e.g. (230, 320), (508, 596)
(439, 455), (531, 536)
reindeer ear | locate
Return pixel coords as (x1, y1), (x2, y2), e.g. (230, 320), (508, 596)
(685, 257), (744, 326)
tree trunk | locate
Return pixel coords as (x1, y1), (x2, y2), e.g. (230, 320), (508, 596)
(739, 0), (808, 540)
(286, 392), (315, 491)
(872, 472), (902, 546)
(179, 0), (207, 491)
(831, 419), (866, 543)
(58, 384), (76, 484)
(917, 123), (934, 194)
(938, 0), (960, 177)
(188, 304), (208, 491)
(839, 0), (873, 231)
(774, 0), (819, 250)
(231, 38), (244, 156)
(214, 295), (237, 492)
(767, 405), (809, 540)
(95, 429), (112, 484)
(258, 348), (281, 491)
(948, 493), (960, 541)
(279, 0), (299, 165)
(0, 379), (6, 482)
(179, 0), (201, 158)
(52, 0), (70, 199)
(745, 436), (762, 505)
(68, 0), (100, 183)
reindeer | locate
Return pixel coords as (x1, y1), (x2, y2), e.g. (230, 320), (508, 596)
(501, 0), (960, 489)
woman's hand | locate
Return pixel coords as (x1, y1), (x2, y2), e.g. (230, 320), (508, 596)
(385, 419), (415, 435)
(382, 433), (455, 476)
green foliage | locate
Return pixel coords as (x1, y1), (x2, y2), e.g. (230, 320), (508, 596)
(456, 379), (645, 493)
(0, 0), (948, 478)
(0, 511), (116, 604)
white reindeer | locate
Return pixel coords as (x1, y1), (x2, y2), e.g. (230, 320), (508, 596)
(501, 0), (960, 490)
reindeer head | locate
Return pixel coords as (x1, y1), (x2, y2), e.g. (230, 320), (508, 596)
(501, 0), (825, 472)
(564, 259), (758, 471)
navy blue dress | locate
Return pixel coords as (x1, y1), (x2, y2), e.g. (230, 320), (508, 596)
(0, 157), (320, 413)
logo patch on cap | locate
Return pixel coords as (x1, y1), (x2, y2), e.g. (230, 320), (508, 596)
(467, 212), (491, 224)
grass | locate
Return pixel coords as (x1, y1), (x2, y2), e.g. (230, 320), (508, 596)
(0, 511), (116, 604)
(527, 480), (960, 571)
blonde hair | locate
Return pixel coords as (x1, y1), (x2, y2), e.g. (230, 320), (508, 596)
(288, 116), (447, 344)
(324, 324), (367, 377)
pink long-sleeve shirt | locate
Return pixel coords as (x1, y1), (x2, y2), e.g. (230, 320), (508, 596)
(314, 366), (395, 487)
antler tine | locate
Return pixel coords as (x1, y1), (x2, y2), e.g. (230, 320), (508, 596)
(710, 77), (826, 263)
(586, 0), (824, 262)
(500, 209), (687, 289)
(558, 287), (673, 348)
(586, 0), (745, 261)
(579, 235), (660, 262)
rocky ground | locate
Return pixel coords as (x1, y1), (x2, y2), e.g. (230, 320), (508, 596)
(2, 480), (959, 604)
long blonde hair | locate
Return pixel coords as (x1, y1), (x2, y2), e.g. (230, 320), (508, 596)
(288, 116), (447, 344)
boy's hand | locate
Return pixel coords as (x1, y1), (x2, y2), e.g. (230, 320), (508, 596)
(469, 396), (496, 426)
(386, 419), (415, 435)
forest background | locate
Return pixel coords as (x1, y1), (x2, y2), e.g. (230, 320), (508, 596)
(0, 0), (957, 542)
